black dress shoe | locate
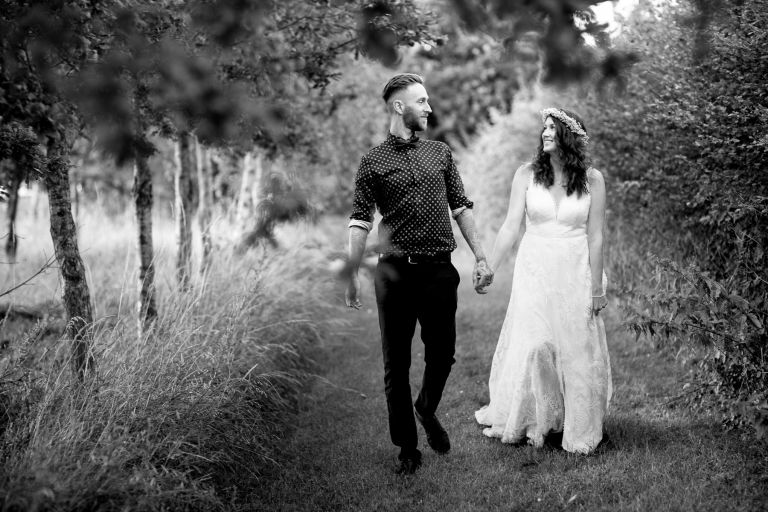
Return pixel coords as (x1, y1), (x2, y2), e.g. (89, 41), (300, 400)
(415, 410), (450, 454)
(595, 432), (611, 451)
(395, 449), (422, 475)
(544, 431), (564, 450)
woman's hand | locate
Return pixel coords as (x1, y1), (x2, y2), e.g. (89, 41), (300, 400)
(591, 294), (608, 317)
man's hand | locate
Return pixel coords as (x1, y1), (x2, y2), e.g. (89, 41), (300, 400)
(345, 273), (362, 309)
(473, 259), (494, 294)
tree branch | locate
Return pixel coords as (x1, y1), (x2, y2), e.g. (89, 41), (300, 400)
(0, 255), (55, 299)
(329, 37), (357, 53)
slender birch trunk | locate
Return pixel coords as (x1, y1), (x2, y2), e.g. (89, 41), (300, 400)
(196, 141), (214, 274)
(236, 151), (253, 228)
(5, 174), (21, 259)
(250, 151), (264, 215)
(134, 150), (157, 331)
(175, 131), (198, 289)
(44, 140), (94, 380)
(209, 153), (223, 203)
(249, 152), (273, 245)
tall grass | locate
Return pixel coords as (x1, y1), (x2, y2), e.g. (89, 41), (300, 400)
(1, 201), (342, 511)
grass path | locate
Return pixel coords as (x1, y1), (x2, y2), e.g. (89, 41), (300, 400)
(248, 252), (767, 512)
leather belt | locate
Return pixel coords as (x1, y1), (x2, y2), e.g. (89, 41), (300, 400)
(380, 252), (451, 265)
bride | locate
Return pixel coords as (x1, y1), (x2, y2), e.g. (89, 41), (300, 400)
(474, 108), (612, 454)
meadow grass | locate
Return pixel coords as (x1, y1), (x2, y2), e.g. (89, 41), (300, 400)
(248, 241), (768, 512)
(108, 86), (768, 510)
(1, 200), (344, 511)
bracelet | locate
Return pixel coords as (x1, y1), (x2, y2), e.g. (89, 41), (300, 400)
(591, 292), (605, 298)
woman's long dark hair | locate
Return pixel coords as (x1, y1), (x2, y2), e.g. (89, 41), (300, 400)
(532, 109), (589, 197)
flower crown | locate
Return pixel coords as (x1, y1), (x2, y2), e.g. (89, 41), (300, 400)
(540, 108), (589, 144)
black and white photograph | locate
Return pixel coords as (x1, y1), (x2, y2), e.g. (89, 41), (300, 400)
(1, 0), (766, 510)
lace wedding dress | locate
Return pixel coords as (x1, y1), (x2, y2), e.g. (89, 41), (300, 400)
(475, 171), (612, 454)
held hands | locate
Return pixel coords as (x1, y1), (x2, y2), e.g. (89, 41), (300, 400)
(345, 273), (362, 310)
(347, 260), (496, 304)
(473, 259), (494, 294)
(591, 293), (608, 317)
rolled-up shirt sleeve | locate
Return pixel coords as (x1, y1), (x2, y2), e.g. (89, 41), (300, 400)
(349, 156), (376, 231)
(444, 147), (474, 217)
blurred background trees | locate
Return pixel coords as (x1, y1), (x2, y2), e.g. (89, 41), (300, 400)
(1, 0), (437, 368)
(2, 0), (762, 429)
(2, 0), (767, 509)
(0, 0), (622, 377)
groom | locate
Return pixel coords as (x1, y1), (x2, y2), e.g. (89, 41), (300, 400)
(345, 73), (493, 474)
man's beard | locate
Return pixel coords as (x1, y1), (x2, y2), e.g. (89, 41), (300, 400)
(403, 107), (425, 133)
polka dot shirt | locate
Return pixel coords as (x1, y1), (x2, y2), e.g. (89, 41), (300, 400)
(349, 133), (474, 256)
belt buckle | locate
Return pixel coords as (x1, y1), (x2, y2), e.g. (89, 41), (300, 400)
(407, 255), (417, 265)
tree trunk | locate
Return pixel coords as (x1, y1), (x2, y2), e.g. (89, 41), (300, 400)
(250, 151), (264, 215)
(44, 140), (94, 380)
(5, 174), (21, 259)
(210, 152), (224, 202)
(175, 131), (198, 289)
(236, 151), (265, 230)
(134, 151), (157, 332)
(236, 151), (253, 228)
(196, 140), (214, 274)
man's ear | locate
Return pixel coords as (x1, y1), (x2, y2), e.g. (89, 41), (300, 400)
(392, 99), (404, 115)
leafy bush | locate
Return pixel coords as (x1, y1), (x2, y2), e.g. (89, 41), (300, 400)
(583, 0), (768, 435)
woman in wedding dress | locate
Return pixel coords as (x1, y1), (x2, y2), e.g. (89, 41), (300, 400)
(475, 108), (611, 454)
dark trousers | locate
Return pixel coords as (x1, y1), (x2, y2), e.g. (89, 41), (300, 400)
(374, 259), (460, 454)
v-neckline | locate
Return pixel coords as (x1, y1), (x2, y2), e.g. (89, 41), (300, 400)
(545, 184), (566, 220)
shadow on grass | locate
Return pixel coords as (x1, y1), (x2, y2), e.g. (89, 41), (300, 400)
(468, 412), (698, 463)
(602, 414), (685, 451)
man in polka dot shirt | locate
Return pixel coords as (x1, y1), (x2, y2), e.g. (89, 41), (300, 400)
(345, 73), (494, 475)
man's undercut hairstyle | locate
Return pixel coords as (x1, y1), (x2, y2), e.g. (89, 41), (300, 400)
(382, 73), (424, 103)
